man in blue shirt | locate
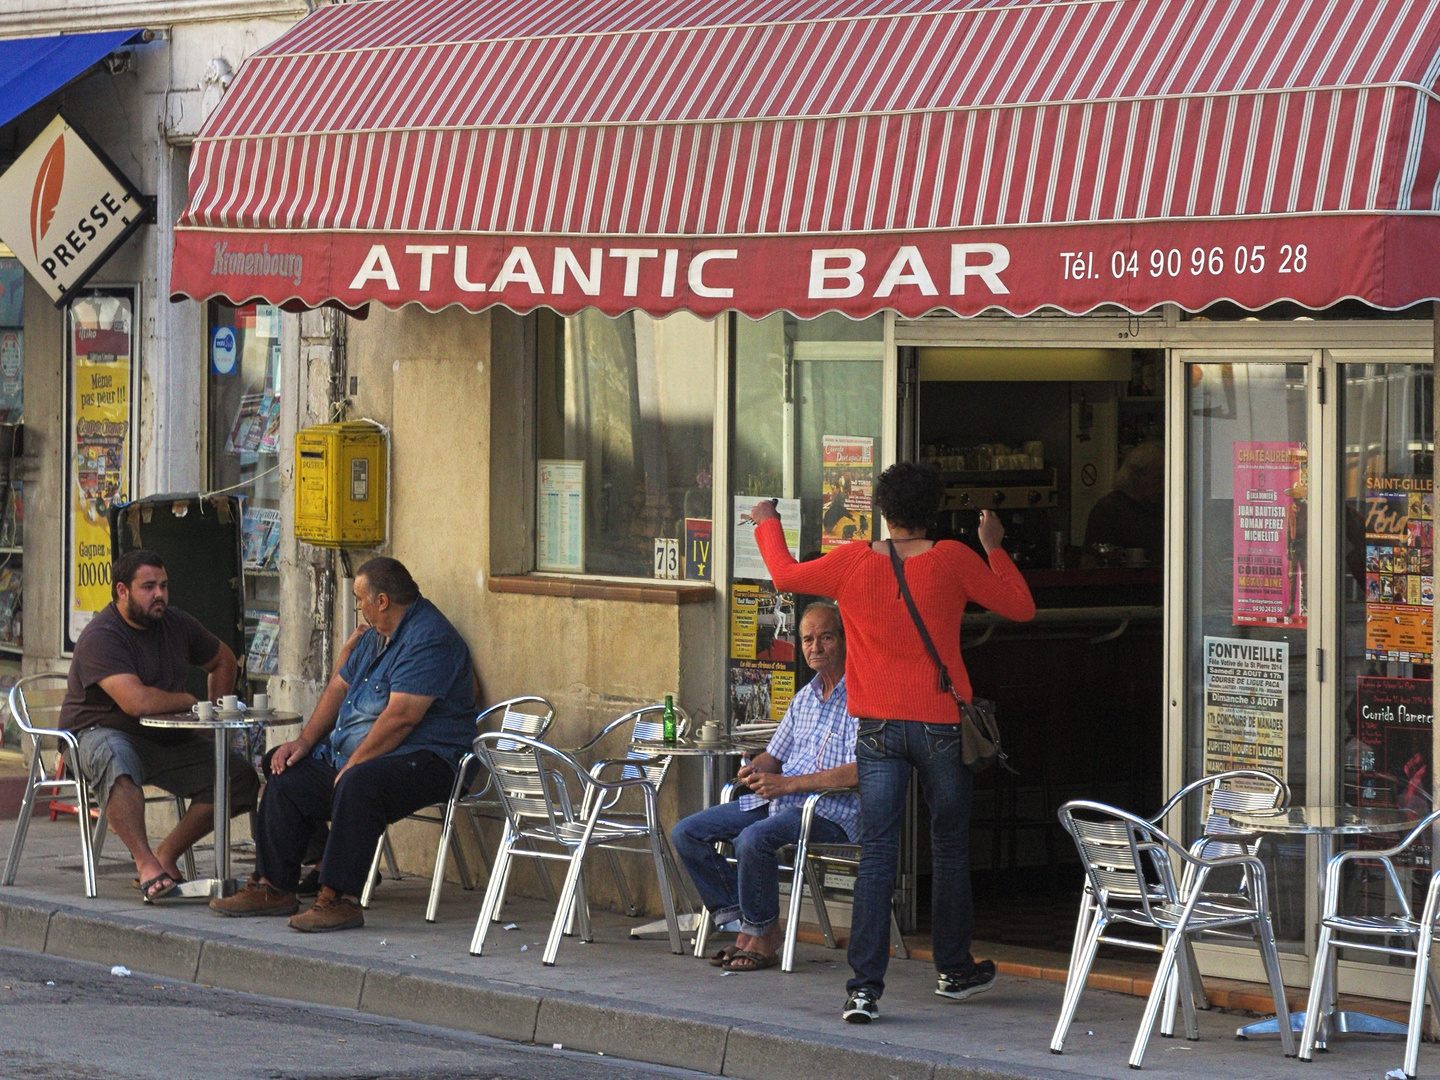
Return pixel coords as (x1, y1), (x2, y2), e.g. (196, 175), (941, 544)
(211, 557), (475, 932)
(671, 601), (858, 972)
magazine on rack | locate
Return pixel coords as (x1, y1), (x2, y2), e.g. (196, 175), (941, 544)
(241, 507), (281, 569)
(247, 611), (280, 675)
(226, 389), (281, 454)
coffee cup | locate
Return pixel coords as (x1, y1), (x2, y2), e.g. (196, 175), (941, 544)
(221, 694), (240, 713)
(252, 692), (269, 712)
(193, 700), (214, 721)
(698, 721), (722, 744)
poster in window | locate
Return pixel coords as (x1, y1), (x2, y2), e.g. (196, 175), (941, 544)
(0, 330), (21, 421)
(1232, 441), (1307, 628)
(1364, 474), (1433, 662)
(821, 435), (875, 552)
(536, 459), (584, 572)
(732, 495), (801, 581)
(1354, 677), (1432, 866)
(729, 582), (798, 724)
(66, 288), (134, 650)
(1202, 636), (1287, 783)
(0, 260), (22, 326)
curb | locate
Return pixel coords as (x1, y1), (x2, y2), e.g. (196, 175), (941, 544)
(0, 894), (1075, 1080)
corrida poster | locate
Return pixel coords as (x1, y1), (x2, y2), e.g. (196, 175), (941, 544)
(1364, 474), (1433, 662)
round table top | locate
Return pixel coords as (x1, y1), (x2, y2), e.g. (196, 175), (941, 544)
(1228, 804), (1421, 835)
(141, 709), (302, 730)
(630, 737), (766, 757)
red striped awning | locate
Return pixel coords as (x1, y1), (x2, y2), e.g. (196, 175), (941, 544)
(172, 0), (1440, 319)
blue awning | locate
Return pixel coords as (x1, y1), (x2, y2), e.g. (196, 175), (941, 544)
(0, 29), (144, 129)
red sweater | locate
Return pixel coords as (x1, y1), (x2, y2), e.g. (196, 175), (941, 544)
(756, 519), (1036, 724)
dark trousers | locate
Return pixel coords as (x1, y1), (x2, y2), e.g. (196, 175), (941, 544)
(847, 719), (975, 997)
(254, 750), (455, 898)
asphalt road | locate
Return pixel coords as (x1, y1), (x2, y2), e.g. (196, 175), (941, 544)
(0, 947), (710, 1080)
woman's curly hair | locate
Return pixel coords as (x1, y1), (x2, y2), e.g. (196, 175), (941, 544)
(874, 461), (945, 532)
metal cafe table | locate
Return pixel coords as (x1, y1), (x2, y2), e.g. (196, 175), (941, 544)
(622, 733), (770, 938)
(141, 706), (300, 899)
(1226, 804), (1420, 1047)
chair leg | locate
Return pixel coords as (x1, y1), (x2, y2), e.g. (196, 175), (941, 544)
(1255, 915), (1297, 1058)
(1424, 940), (1440, 1038)
(780, 853), (809, 973)
(75, 778), (99, 899)
(1068, 888), (1096, 982)
(1405, 923), (1434, 1080)
(805, 858), (838, 949)
(1174, 937), (1201, 1041)
(2, 757), (40, 887)
(573, 867), (593, 943)
(425, 799), (463, 923)
(648, 829), (683, 955)
(1298, 924), (1333, 1061)
(605, 849), (638, 916)
(461, 809), (493, 877)
(1183, 936), (1210, 1010)
(693, 906), (713, 958)
(360, 835), (385, 909)
(381, 831), (400, 879)
(91, 803), (108, 862)
(469, 825), (514, 956)
(173, 797), (197, 882)
(1129, 929), (1184, 1068)
(545, 847), (588, 966)
(1051, 912), (1104, 1054)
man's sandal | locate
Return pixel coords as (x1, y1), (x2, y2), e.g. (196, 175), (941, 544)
(708, 945), (740, 967)
(140, 872), (180, 903)
(722, 949), (779, 972)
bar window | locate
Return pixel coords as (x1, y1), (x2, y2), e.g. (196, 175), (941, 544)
(535, 310), (715, 579)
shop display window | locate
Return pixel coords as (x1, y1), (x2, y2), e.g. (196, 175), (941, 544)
(727, 312), (884, 724)
(207, 302), (282, 684)
(1338, 363), (1433, 937)
(1184, 362), (1311, 944)
(534, 309), (715, 579)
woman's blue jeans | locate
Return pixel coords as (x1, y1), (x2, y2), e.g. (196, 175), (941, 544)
(847, 718), (976, 997)
(671, 801), (847, 937)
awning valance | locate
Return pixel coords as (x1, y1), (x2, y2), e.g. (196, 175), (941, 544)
(173, 0), (1440, 319)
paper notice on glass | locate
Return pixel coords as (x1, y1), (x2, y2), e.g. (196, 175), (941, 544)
(1364, 474), (1433, 662)
(537, 460), (584, 572)
(733, 496), (801, 581)
(1203, 636), (1287, 783)
(1232, 441), (1307, 628)
(821, 435), (875, 552)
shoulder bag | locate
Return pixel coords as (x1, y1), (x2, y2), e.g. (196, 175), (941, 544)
(886, 540), (1015, 775)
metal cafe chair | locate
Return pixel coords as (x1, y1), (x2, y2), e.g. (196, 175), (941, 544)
(1298, 808), (1440, 1078)
(1063, 769), (1289, 1028)
(360, 695), (555, 921)
(3, 674), (195, 897)
(690, 783), (908, 972)
(1052, 800), (1295, 1069)
(568, 704), (693, 918)
(467, 732), (683, 965)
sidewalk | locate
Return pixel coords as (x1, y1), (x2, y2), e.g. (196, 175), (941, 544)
(0, 816), (1419, 1080)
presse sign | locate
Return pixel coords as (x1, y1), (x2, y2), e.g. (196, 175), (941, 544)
(0, 115), (148, 305)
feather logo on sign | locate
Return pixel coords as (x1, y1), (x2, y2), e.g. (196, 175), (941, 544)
(30, 133), (65, 258)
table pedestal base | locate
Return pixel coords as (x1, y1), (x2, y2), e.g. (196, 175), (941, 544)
(1236, 1009), (1407, 1046)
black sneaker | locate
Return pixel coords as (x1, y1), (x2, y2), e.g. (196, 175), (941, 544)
(842, 987), (880, 1023)
(936, 960), (997, 1001)
(295, 868), (321, 898)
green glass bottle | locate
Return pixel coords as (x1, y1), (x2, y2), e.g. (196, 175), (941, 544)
(662, 694), (677, 744)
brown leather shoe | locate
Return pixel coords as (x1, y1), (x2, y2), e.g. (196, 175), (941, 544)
(209, 879), (299, 917)
(288, 886), (365, 933)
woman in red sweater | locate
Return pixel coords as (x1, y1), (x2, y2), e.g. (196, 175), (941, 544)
(751, 461), (1034, 1024)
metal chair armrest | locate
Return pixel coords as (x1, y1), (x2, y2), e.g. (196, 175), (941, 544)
(568, 714), (639, 754)
(587, 755), (665, 780)
(719, 781), (747, 804)
(1325, 809), (1440, 866)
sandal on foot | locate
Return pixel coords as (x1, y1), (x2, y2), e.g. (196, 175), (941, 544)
(723, 949), (778, 972)
(132, 873), (185, 891)
(708, 945), (740, 967)
(140, 872), (180, 903)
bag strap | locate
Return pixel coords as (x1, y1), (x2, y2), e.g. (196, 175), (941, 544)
(885, 540), (959, 701)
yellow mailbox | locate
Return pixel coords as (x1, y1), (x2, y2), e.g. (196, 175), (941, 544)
(294, 421), (387, 547)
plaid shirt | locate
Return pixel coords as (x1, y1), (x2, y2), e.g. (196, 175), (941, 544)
(738, 674), (860, 842)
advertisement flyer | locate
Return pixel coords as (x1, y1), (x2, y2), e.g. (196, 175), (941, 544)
(821, 435), (875, 552)
(536, 459), (584, 572)
(729, 583), (797, 664)
(1354, 677), (1433, 867)
(732, 495), (801, 580)
(684, 518), (712, 581)
(1364, 474), (1434, 662)
(729, 662), (796, 724)
(67, 290), (133, 649)
(1232, 441), (1307, 628)
(0, 330), (20, 421)
(1202, 636), (1287, 783)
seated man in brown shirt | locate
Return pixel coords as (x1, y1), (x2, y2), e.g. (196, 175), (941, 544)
(59, 549), (259, 902)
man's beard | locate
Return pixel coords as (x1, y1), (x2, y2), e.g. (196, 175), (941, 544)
(125, 597), (165, 627)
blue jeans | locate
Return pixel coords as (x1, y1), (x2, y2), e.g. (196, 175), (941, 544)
(671, 801), (847, 937)
(848, 719), (975, 997)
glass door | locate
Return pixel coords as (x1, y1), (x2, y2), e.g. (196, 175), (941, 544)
(1177, 354), (1322, 968)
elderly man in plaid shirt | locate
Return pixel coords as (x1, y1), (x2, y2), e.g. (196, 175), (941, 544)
(672, 601), (858, 973)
